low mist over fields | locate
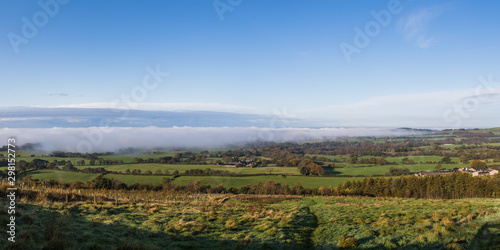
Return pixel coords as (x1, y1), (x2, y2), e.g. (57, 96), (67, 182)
(0, 107), (432, 152)
(0, 127), (430, 153)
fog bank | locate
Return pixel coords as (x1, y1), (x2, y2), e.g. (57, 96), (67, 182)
(0, 126), (431, 153)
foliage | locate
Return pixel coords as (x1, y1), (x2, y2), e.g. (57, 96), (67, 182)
(385, 167), (411, 176)
(471, 159), (487, 170)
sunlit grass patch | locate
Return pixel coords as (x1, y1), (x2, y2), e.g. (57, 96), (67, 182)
(309, 197), (500, 249)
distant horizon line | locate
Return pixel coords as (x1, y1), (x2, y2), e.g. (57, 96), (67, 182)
(0, 106), (498, 130)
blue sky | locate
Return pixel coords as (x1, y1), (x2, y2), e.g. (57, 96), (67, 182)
(1, 0), (500, 128)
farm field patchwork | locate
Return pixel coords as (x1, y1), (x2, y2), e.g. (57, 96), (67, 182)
(25, 170), (364, 188)
(76, 164), (300, 176)
(328, 163), (464, 176)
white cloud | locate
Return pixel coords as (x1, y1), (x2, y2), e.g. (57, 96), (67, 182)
(46, 93), (83, 97)
(0, 117), (52, 122)
(33, 102), (265, 114)
(296, 86), (500, 128)
(24, 84), (500, 129)
(399, 5), (448, 48)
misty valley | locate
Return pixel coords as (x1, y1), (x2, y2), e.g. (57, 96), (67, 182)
(1, 128), (500, 249)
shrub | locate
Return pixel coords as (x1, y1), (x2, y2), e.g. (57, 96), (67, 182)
(382, 238), (397, 249)
(337, 235), (359, 248)
(445, 242), (464, 250)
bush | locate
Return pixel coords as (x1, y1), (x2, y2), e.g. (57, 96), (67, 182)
(338, 235), (359, 248)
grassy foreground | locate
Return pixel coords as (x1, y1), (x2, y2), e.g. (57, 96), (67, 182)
(1, 195), (499, 249)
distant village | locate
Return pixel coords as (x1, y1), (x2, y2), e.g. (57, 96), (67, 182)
(415, 167), (499, 177)
(220, 159), (500, 178)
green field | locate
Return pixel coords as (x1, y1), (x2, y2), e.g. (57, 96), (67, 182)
(329, 163), (463, 176)
(12, 161), (476, 187)
(476, 127), (500, 135)
(76, 163), (219, 172)
(309, 154), (457, 164)
(104, 174), (167, 185)
(28, 170), (99, 183)
(78, 163), (300, 175)
(6, 156), (87, 164)
(98, 153), (175, 163)
(170, 175), (366, 189)
(24, 170), (363, 188)
(387, 156), (459, 164)
(438, 144), (465, 149)
(0, 151), (218, 165)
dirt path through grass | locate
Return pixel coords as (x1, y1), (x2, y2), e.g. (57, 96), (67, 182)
(299, 198), (319, 249)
